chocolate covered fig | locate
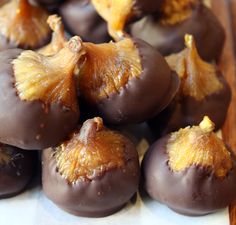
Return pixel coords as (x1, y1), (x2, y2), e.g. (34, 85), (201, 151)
(60, 0), (110, 43)
(78, 37), (180, 125)
(0, 0), (50, 50)
(0, 36), (85, 149)
(0, 144), (36, 198)
(91, 0), (164, 40)
(149, 35), (231, 136)
(143, 116), (236, 216)
(130, 1), (225, 61)
(42, 117), (140, 217)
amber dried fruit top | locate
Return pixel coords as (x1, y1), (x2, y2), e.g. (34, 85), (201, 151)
(91, 0), (134, 40)
(13, 36), (85, 111)
(159, 0), (199, 25)
(38, 15), (67, 56)
(55, 117), (129, 183)
(0, 0), (50, 49)
(79, 38), (141, 103)
(166, 34), (223, 100)
(167, 116), (232, 178)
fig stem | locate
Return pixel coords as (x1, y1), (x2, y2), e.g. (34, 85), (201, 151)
(48, 15), (66, 48)
(199, 116), (215, 133)
(185, 34), (200, 60)
(48, 36), (85, 74)
(77, 117), (104, 145)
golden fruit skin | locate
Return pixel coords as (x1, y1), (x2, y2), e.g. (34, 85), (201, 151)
(55, 117), (134, 183)
(79, 38), (141, 103)
(13, 36), (85, 111)
(0, 0), (50, 49)
(167, 116), (232, 178)
(91, 0), (134, 40)
(159, 0), (199, 25)
(166, 34), (223, 101)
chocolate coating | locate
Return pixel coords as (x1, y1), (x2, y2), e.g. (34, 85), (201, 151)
(95, 38), (180, 125)
(133, 0), (164, 16)
(37, 0), (64, 12)
(149, 71), (231, 136)
(60, 0), (110, 43)
(0, 144), (36, 198)
(130, 4), (225, 62)
(0, 49), (79, 149)
(132, 0), (164, 20)
(42, 138), (140, 217)
(142, 135), (236, 216)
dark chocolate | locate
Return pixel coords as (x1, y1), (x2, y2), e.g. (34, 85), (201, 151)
(142, 135), (236, 216)
(42, 132), (140, 217)
(59, 0), (110, 43)
(149, 71), (231, 136)
(0, 144), (36, 198)
(95, 38), (180, 125)
(0, 49), (79, 149)
(130, 4), (225, 62)
(133, 0), (164, 17)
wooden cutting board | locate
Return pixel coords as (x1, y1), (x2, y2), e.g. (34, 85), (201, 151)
(211, 0), (236, 225)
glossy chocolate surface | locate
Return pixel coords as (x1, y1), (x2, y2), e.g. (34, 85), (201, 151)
(149, 71), (231, 136)
(95, 38), (180, 125)
(60, 0), (110, 43)
(0, 49), (79, 149)
(130, 4), (225, 62)
(42, 131), (140, 217)
(142, 135), (236, 216)
(0, 144), (36, 198)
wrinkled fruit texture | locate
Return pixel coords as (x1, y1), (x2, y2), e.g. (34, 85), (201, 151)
(91, 0), (133, 40)
(167, 116), (232, 178)
(166, 34), (223, 101)
(13, 36), (85, 111)
(0, 0), (50, 49)
(79, 38), (141, 103)
(55, 117), (127, 183)
(159, 0), (199, 25)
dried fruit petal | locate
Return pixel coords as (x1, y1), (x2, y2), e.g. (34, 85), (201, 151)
(55, 117), (126, 183)
(167, 116), (232, 178)
(13, 36), (85, 111)
(91, 0), (133, 40)
(79, 38), (142, 103)
(166, 34), (223, 100)
(0, 0), (50, 49)
(159, 0), (199, 25)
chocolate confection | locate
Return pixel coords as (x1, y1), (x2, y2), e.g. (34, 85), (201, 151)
(0, 144), (36, 198)
(130, 2), (225, 61)
(42, 117), (140, 217)
(91, 0), (163, 40)
(149, 35), (231, 136)
(59, 0), (110, 43)
(0, 36), (85, 149)
(143, 117), (236, 216)
(79, 37), (180, 125)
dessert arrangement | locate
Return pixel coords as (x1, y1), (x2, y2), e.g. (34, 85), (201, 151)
(0, 0), (234, 222)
